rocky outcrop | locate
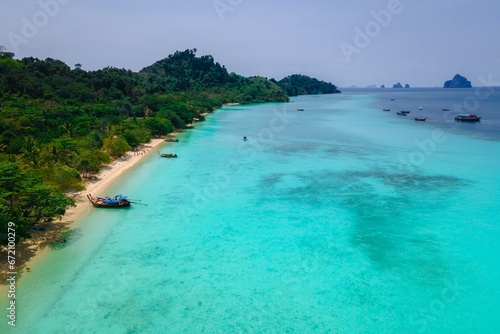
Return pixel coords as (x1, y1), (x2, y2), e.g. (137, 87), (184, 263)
(444, 74), (472, 88)
(393, 82), (410, 88)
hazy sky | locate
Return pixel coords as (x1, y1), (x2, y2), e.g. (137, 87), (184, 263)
(1, 0), (500, 87)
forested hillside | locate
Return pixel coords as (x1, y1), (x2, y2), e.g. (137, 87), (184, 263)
(0, 49), (341, 242)
(0, 49), (288, 241)
(276, 74), (341, 96)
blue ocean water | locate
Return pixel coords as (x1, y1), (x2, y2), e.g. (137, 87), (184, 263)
(2, 88), (500, 333)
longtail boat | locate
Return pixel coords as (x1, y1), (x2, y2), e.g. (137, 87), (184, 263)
(87, 194), (131, 208)
(415, 117), (427, 121)
(164, 138), (179, 142)
(454, 114), (481, 122)
(158, 151), (177, 158)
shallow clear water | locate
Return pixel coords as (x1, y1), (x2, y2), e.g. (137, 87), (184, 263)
(3, 89), (500, 333)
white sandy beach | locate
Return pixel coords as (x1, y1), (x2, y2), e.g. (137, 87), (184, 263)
(0, 105), (235, 282)
(0, 137), (167, 280)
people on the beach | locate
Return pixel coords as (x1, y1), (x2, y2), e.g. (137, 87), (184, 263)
(4, 139), (165, 277)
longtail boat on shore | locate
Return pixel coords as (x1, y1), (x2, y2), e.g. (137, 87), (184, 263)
(164, 138), (179, 142)
(158, 151), (177, 158)
(87, 194), (131, 208)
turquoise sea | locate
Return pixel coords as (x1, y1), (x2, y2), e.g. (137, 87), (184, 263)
(3, 88), (500, 333)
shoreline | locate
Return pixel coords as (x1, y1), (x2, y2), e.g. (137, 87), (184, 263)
(0, 104), (237, 282)
(0, 137), (166, 282)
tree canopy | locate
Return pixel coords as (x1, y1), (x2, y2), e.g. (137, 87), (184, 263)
(0, 49), (340, 244)
(276, 74), (341, 96)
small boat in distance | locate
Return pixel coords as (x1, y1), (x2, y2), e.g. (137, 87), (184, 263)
(297, 108), (304, 111)
(243, 136), (248, 141)
(158, 152), (177, 158)
(164, 138), (179, 142)
(87, 194), (131, 208)
(415, 117), (427, 121)
(383, 109), (391, 111)
(390, 99), (396, 101)
(442, 108), (450, 111)
(455, 114), (481, 122)
(397, 110), (411, 116)
(419, 106), (423, 110)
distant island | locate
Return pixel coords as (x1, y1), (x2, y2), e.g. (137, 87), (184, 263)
(275, 74), (340, 96)
(444, 74), (472, 88)
(393, 82), (410, 88)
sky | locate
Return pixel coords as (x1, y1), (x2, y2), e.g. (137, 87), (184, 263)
(1, 0), (500, 87)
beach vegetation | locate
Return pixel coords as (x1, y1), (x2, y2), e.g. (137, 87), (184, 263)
(0, 161), (75, 242)
(103, 137), (132, 157)
(0, 49), (339, 243)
